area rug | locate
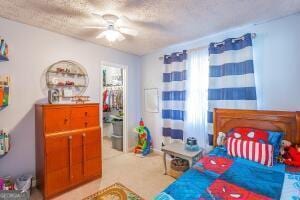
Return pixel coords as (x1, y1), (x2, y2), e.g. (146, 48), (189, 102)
(83, 183), (144, 200)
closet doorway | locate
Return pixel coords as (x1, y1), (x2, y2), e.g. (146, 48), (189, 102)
(100, 62), (128, 159)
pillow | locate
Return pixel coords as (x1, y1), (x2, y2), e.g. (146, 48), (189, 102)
(267, 131), (283, 161)
(227, 137), (273, 166)
(228, 127), (269, 144)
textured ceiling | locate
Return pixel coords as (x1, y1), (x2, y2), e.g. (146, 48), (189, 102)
(0, 0), (300, 55)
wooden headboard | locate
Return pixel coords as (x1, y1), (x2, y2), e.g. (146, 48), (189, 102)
(213, 108), (300, 146)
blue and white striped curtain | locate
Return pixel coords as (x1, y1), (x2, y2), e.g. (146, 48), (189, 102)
(207, 33), (257, 145)
(162, 50), (187, 141)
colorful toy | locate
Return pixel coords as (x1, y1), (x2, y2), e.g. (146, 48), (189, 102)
(134, 118), (153, 157)
(279, 140), (300, 167)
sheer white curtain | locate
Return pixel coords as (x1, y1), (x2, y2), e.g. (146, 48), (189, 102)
(185, 48), (209, 149)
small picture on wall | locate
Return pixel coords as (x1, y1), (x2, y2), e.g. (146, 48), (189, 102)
(144, 88), (159, 113)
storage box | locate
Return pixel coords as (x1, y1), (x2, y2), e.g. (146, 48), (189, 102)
(168, 168), (183, 179)
(112, 121), (123, 136)
(111, 134), (123, 151)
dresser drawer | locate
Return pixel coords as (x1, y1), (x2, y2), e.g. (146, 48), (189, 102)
(70, 117), (99, 130)
(71, 106), (99, 118)
(44, 107), (70, 133)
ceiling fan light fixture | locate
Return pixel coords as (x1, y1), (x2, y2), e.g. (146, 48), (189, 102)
(90, 13), (135, 43)
(103, 29), (119, 42)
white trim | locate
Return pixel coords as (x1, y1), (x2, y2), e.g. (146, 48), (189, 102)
(162, 119), (185, 130)
(164, 60), (187, 72)
(100, 61), (128, 153)
(209, 46), (253, 66)
(208, 73), (255, 89)
(162, 101), (185, 111)
(163, 81), (186, 91)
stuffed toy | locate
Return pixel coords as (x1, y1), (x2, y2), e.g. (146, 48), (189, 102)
(284, 144), (300, 167)
(279, 140), (300, 167)
(280, 140), (292, 157)
(217, 132), (226, 146)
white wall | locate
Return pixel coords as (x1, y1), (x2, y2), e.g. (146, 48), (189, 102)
(0, 17), (141, 177)
(141, 13), (300, 151)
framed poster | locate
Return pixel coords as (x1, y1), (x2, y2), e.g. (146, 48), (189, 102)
(144, 88), (159, 113)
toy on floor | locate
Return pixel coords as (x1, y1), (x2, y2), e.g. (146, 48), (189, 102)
(134, 118), (153, 157)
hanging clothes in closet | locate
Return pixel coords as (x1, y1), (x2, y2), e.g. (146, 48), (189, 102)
(103, 87), (123, 112)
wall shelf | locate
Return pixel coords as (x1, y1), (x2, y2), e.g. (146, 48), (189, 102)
(47, 70), (86, 76)
(46, 60), (89, 98)
(47, 83), (86, 88)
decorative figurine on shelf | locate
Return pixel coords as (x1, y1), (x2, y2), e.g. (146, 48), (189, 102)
(56, 67), (64, 73)
(65, 81), (74, 86)
(71, 96), (90, 104)
(134, 118), (153, 157)
(48, 89), (60, 104)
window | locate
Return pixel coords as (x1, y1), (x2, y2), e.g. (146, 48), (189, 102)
(185, 48), (209, 148)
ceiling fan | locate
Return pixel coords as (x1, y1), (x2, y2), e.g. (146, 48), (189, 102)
(86, 13), (138, 43)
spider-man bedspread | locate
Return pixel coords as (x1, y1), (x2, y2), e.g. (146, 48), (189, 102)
(155, 147), (300, 200)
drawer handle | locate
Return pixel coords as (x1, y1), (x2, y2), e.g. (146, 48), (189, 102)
(85, 122), (88, 127)
(85, 112), (88, 116)
(69, 135), (73, 180)
(82, 133), (86, 176)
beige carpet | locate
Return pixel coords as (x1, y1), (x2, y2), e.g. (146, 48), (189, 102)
(31, 139), (174, 200)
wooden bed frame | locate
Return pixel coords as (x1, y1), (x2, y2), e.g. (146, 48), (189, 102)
(213, 108), (300, 146)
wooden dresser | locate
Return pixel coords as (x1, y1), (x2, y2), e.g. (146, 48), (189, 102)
(35, 103), (102, 199)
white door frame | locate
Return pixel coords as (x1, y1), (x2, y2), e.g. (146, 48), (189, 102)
(100, 61), (128, 153)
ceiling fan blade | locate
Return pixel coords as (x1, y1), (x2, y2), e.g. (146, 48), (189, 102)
(119, 27), (138, 36)
(92, 12), (103, 18)
(84, 26), (107, 29)
(96, 32), (106, 39)
(117, 32), (126, 41)
(91, 12), (108, 25)
(119, 15), (165, 32)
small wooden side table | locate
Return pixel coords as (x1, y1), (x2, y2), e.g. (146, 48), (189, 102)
(161, 142), (203, 175)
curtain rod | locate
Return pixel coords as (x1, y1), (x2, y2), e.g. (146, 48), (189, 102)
(158, 33), (256, 60)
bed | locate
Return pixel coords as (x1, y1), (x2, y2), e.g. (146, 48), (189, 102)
(156, 109), (300, 200)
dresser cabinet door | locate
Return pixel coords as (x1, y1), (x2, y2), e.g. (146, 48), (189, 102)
(82, 128), (102, 179)
(44, 107), (70, 133)
(45, 135), (71, 196)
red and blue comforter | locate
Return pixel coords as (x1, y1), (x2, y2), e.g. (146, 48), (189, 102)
(156, 147), (300, 200)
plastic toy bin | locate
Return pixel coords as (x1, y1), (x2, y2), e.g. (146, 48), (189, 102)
(112, 121), (123, 136)
(111, 135), (123, 151)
